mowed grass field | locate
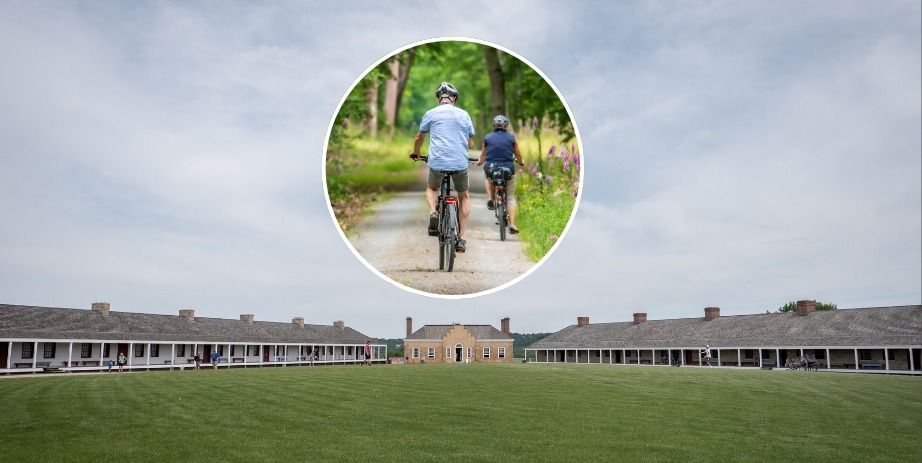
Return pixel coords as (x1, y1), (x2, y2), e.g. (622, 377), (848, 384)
(1, 364), (919, 463)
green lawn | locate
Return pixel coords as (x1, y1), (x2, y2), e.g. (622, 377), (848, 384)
(1, 364), (919, 462)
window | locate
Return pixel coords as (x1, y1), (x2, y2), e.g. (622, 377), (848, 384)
(103, 343), (110, 357)
(412, 347), (420, 358)
(483, 347), (491, 358)
(21, 343), (34, 359)
(134, 344), (145, 357)
(859, 350), (872, 361)
(81, 343), (92, 358)
(230, 345), (236, 357)
(498, 347), (506, 359)
(43, 343), (56, 359)
(446, 347), (452, 359)
(743, 350), (754, 359)
(427, 347), (435, 359)
(467, 347), (472, 359)
(177, 344), (185, 357)
(150, 344), (159, 358)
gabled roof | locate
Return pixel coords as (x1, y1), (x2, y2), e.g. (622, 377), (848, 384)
(0, 304), (372, 344)
(527, 306), (922, 349)
(405, 324), (512, 341)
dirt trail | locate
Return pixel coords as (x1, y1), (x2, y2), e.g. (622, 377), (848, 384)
(349, 164), (533, 295)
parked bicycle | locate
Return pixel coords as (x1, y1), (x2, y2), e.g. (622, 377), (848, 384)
(411, 155), (477, 271)
(785, 354), (818, 372)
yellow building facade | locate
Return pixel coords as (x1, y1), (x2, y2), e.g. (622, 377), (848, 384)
(403, 318), (513, 364)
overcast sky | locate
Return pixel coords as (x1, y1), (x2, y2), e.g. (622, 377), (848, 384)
(1, 1), (919, 338)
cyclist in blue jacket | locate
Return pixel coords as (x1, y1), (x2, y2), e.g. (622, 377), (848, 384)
(477, 115), (524, 234)
(410, 82), (475, 252)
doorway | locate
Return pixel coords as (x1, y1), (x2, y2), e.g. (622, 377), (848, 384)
(203, 345), (212, 363)
(0, 342), (7, 369)
(263, 345), (271, 362)
(455, 344), (463, 363)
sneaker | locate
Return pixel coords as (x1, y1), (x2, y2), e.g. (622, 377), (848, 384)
(510, 225), (519, 234)
(486, 199), (495, 210)
(455, 238), (466, 253)
(428, 213), (438, 236)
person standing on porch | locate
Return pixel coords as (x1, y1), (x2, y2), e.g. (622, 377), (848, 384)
(193, 352), (202, 371)
(117, 352), (127, 372)
(364, 341), (372, 366)
(211, 350), (220, 370)
(700, 345), (712, 366)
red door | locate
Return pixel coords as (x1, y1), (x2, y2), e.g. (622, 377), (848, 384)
(263, 345), (270, 362)
(0, 342), (7, 369)
(203, 345), (212, 364)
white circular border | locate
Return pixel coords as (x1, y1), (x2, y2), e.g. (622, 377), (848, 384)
(322, 36), (585, 300)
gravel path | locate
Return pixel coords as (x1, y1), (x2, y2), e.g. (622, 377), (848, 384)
(349, 166), (533, 295)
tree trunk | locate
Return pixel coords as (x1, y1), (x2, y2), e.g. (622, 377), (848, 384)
(365, 76), (378, 137)
(394, 49), (415, 131)
(382, 58), (399, 137)
(484, 47), (506, 118)
(382, 50), (416, 136)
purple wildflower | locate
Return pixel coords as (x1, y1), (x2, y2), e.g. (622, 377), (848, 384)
(563, 155), (570, 171)
(532, 116), (539, 129)
(572, 185), (579, 197)
(573, 153), (581, 169)
(545, 174), (553, 185)
(548, 145), (556, 156)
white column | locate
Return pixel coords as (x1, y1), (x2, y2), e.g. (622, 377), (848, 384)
(799, 348), (803, 358)
(884, 348), (889, 371)
(737, 349), (741, 367)
(854, 348), (859, 369)
(636, 349), (640, 365)
(99, 342), (105, 366)
(716, 350), (721, 367)
(146, 343), (151, 366)
(32, 341), (38, 369)
(6, 341), (11, 369)
(910, 349), (915, 371)
(680, 349), (684, 365)
(129, 343), (134, 367)
(668, 350), (672, 365)
(68, 342), (73, 368)
(826, 348), (831, 369)
(652, 350), (656, 365)
(171, 344), (175, 368)
(775, 348), (780, 368)
(758, 349), (763, 367)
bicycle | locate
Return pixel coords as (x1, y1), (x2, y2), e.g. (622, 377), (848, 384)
(410, 154), (477, 272)
(487, 165), (513, 241)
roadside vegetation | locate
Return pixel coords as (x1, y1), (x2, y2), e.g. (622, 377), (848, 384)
(326, 40), (580, 256)
(1, 364), (918, 462)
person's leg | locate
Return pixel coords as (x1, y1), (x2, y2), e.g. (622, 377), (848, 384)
(485, 178), (494, 208)
(458, 190), (470, 236)
(507, 176), (518, 230)
(425, 186), (438, 214)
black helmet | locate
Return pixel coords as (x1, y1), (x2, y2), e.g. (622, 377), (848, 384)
(435, 82), (459, 100)
(493, 115), (509, 129)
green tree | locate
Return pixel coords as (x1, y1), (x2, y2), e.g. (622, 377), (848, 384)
(777, 301), (838, 313)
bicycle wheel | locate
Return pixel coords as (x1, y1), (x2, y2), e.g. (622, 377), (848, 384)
(497, 196), (506, 241)
(438, 237), (445, 270)
(445, 203), (458, 272)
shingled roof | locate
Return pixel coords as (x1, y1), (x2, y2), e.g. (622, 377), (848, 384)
(528, 306), (922, 349)
(0, 304), (372, 344)
(406, 324), (512, 341)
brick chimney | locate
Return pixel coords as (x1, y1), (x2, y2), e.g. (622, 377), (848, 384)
(91, 302), (111, 316)
(577, 316), (589, 327)
(796, 300), (816, 316)
(633, 313), (647, 324)
(333, 320), (345, 330)
(292, 317), (304, 328)
(406, 317), (413, 337)
(240, 314), (254, 324)
(704, 307), (720, 321)
(179, 309), (195, 320)
(501, 317), (510, 334)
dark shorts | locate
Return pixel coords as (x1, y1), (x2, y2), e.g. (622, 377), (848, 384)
(428, 168), (469, 192)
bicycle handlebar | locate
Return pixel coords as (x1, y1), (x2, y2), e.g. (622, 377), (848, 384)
(410, 154), (478, 163)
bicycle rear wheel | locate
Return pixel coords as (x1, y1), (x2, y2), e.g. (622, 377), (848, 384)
(497, 196), (506, 241)
(445, 203), (458, 272)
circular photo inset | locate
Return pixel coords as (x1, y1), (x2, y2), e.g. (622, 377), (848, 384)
(323, 38), (583, 298)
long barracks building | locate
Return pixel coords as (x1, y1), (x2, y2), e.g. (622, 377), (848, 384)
(0, 302), (386, 373)
(525, 302), (921, 374)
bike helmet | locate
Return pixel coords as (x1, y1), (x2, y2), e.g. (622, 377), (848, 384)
(435, 82), (459, 100)
(493, 115), (509, 129)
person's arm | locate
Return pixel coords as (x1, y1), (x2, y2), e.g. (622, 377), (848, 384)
(477, 141), (486, 166)
(468, 135), (474, 150)
(513, 142), (524, 166)
(410, 131), (425, 159)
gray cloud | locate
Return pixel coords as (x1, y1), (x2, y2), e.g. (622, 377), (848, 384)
(0, 1), (919, 338)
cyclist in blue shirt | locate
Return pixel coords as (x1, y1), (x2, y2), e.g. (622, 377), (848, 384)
(477, 115), (524, 234)
(410, 82), (475, 252)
